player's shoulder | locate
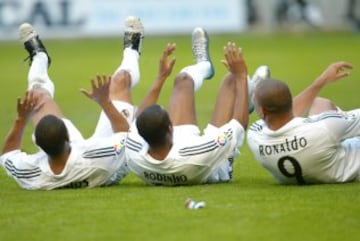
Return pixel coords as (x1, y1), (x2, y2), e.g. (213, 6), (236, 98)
(125, 132), (146, 153)
(305, 111), (345, 123)
(248, 120), (265, 132)
(228, 119), (245, 130)
(2, 152), (42, 180)
(302, 112), (351, 132)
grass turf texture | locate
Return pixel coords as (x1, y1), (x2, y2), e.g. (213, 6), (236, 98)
(0, 32), (360, 241)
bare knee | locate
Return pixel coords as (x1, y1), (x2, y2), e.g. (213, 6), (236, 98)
(173, 72), (194, 90)
(32, 88), (53, 104)
(111, 71), (131, 89)
(110, 71), (132, 101)
(30, 88), (64, 125)
(309, 97), (337, 115)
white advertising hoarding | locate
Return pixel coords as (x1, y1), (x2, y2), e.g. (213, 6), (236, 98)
(0, 0), (247, 40)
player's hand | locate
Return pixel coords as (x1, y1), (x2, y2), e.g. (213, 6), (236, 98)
(316, 62), (353, 86)
(158, 43), (176, 80)
(16, 91), (37, 122)
(80, 75), (111, 106)
(221, 42), (248, 79)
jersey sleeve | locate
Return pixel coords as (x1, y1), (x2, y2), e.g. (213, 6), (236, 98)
(0, 150), (43, 189)
(320, 109), (360, 142)
(178, 119), (245, 166)
(210, 119), (245, 148)
(82, 132), (127, 159)
(124, 129), (147, 155)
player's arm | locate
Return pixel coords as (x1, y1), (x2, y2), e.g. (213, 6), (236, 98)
(293, 62), (353, 117)
(222, 42), (249, 130)
(2, 91), (36, 154)
(81, 75), (129, 133)
(136, 43), (176, 117)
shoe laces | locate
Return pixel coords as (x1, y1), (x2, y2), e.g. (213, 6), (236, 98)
(193, 38), (207, 62)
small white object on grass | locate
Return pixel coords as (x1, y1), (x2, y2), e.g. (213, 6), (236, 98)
(185, 198), (206, 210)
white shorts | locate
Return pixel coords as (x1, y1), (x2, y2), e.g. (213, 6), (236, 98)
(173, 124), (201, 143)
(63, 118), (85, 143)
(89, 101), (136, 139)
(172, 124), (225, 142)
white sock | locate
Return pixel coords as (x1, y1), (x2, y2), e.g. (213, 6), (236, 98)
(114, 48), (140, 88)
(180, 61), (212, 91)
(247, 75), (253, 96)
(28, 52), (54, 97)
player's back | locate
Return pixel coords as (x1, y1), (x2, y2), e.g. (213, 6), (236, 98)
(247, 116), (352, 184)
(126, 135), (223, 186)
(125, 120), (243, 186)
(0, 133), (128, 190)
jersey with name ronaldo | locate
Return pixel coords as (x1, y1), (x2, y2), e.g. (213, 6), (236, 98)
(247, 109), (360, 185)
(126, 119), (244, 186)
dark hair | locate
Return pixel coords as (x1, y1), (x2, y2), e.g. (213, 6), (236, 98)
(35, 115), (69, 157)
(136, 105), (172, 147)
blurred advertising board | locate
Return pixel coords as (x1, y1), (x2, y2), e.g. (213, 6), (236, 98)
(0, 0), (246, 40)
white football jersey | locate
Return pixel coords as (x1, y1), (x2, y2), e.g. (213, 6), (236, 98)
(125, 119), (244, 186)
(247, 109), (360, 184)
(0, 133), (128, 190)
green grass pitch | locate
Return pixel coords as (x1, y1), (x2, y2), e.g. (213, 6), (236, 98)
(0, 31), (360, 241)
